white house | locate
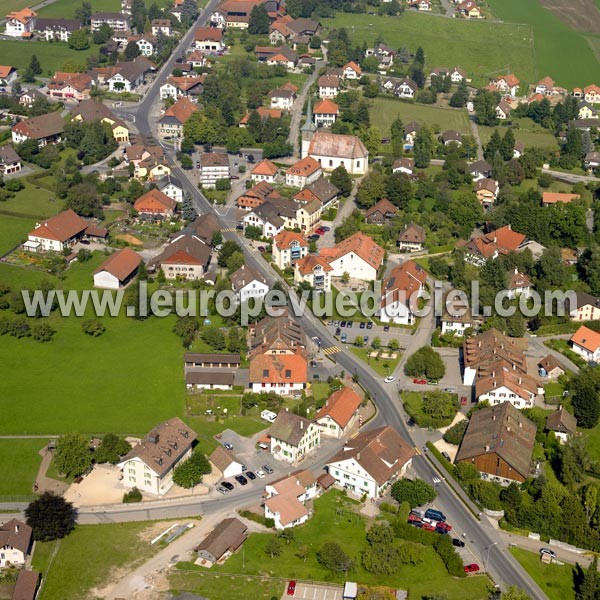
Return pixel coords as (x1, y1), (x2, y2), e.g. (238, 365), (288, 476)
(394, 78), (418, 99)
(294, 254), (333, 292)
(567, 291), (600, 321)
(209, 446), (244, 478)
(317, 74), (340, 98)
(342, 61), (361, 80)
(285, 156), (322, 188)
(321, 232), (384, 281)
(269, 87), (296, 111)
(313, 99), (339, 128)
(507, 269), (533, 300)
(264, 470), (318, 529)
(379, 260), (427, 325)
(35, 18), (81, 42)
(315, 386), (362, 439)
(571, 325), (600, 363)
(272, 230), (309, 269)
(242, 206), (285, 238)
(157, 176), (184, 203)
(90, 12), (130, 32)
(200, 152), (230, 189)
(135, 35), (156, 57)
(118, 417), (197, 496)
(230, 264), (269, 303)
(249, 352), (308, 396)
(151, 18), (172, 36)
(193, 26), (225, 53)
(440, 294), (477, 335)
(0, 520), (32, 568)
(545, 408), (577, 445)
(326, 426), (415, 499)
(250, 159), (279, 184)
(268, 410), (320, 463)
(27, 209), (89, 253)
(303, 131), (369, 175)
(5, 8), (37, 38)
(475, 371), (539, 409)
(185, 371), (234, 391)
(93, 247), (141, 290)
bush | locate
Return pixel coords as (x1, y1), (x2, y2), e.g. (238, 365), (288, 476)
(434, 534), (465, 577)
(123, 487), (142, 503)
(443, 420), (468, 445)
(172, 451), (211, 488)
(215, 178), (231, 191)
(467, 480), (503, 510)
(391, 478), (436, 508)
(82, 319), (105, 337)
(238, 509), (275, 528)
(404, 346), (445, 380)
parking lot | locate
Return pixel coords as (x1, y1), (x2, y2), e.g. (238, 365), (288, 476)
(322, 320), (414, 349)
(282, 583), (344, 600)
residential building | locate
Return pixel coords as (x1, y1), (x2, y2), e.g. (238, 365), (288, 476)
(474, 178), (499, 205)
(313, 99), (339, 128)
(239, 106), (282, 127)
(293, 177), (338, 210)
(264, 470), (318, 529)
(186, 371), (234, 390)
(320, 232), (384, 281)
(268, 410), (320, 462)
(184, 353), (241, 368)
(126, 144), (171, 180)
(404, 121), (421, 147)
(541, 192), (581, 206)
(535, 76), (555, 95)
(200, 152), (230, 189)
(455, 402), (536, 484)
(193, 26), (225, 52)
(195, 518), (247, 566)
(538, 355), (566, 380)
(151, 234), (211, 280)
(294, 254), (333, 292)
(496, 100), (512, 120)
(440, 294), (477, 336)
(0, 146), (22, 176)
(18, 88), (45, 108)
(269, 86), (296, 111)
(441, 130), (463, 146)
(249, 312), (306, 356)
(315, 386), (362, 439)
(467, 159), (492, 181)
(567, 290), (600, 321)
(464, 224), (526, 266)
(186, 50), (210, 68)
(93, 247), (142, 290)
(379, 259), (427, 325)
(5, 8), (37, 38)
(251, 159), (278, 183)
(105, 57), (154, 93)
(156, 176), (184, 204)
(131, 33), (156, 57)
(393, 78), (418, 99)
(342, 61), (361, 80)
(151, 18), (172, 36)
(364, 198), (397, 225)
(211, 0), (277, 29)
(585, 151), (600, 170)
(0, 66), (17, 90)
(118, 417), (196, 495)
(134, 189), (177, 218)
(237, 180), (282, 210)
(397, 222), (426, 252)
(26, 209), (95, 253)
(158, 96), (199, 138)
(273, 230), (308, 269)
(430, 66), (465, 84)
(392, 157), (414, 176)
(570, 325), (600, 362)
(70, 99), (130, 143)
(242, 199), (290, 237)
(326, 426), (415, 499)
(578, 101), (597, 120)
(0, 520), (32, 567)
(584, 84), (600, 104)
(545, 408), (577, 444)
(48, 71), (93, 102)
(489, 74), (520, 96)
(249, 353), (308, 397)
(159, 76), (204, 100)
(35, 18), (81, 41)
(231, 264), (269, 303)
(12, 112), (64, 146)
(303, 130), (369, 175)
(209, 447), (244, 478)
(475, 368), (539, 409)
(317, 74), (341, 99)
(507, 268), (533, 299)
(11, 570), (40, 600)
(91, 12), (130, 32)
(285, 156), (322, 188)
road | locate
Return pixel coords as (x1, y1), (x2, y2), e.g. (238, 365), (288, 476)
(541, 167), (599, 184)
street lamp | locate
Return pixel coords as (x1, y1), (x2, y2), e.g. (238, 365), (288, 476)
(485, 542), (498, 571)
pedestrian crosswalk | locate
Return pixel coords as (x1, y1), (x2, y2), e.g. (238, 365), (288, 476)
(323, 345), (341, 356)
(221, 227), (236, 232)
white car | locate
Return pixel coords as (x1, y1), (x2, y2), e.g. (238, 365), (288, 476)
(255, 469), (265, 479)
(384, 376), (396, 383)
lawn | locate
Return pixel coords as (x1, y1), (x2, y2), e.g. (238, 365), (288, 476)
(169, 573), (285, 600)
(350, 346), (401, 377)
(478, 121), (559, 151)
(0, 439), (44, 497)
(176, 490), (490, 599)
(510, 547), (577, 600)
(187, 415), (267, 454)
(321, 12), (535, 86)
(32, 522), (161, 600)
(0, 182), (62, 220)
(486, 0), (599, 88)
(36, 0), (121, 18)
(584, 420), (600, 463)
(0, 215), (35, 255)
(402, 390), (458, 429)
(370, 97), (471, 135)
(0, 39), (97, 73)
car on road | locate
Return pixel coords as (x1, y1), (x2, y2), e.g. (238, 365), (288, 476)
(341, 333), (347, 343)
(263, 464), (273, 474)
(452, 538), (465, 547)
(215, 244), (223, 251)
(287, 580), (296, 596)
(236, 224), (244, 230)
(256, 469), (265, 478)
(335, 327), (341, 336)
(216, 485), (229, 494)
(235, 475), (248, 485)
(444, 387), (457, 393)
(413, 378), (427, 385)
(441, 451), (452, 462)
(367, 322), (373, 329)
(333, 320), (340, 326)
(464, 564), (480, 574)
(230, 175), (239, 180)
(257, 246), (266, 252)
(221, 481), (234, 490)
(363, 336), (369, 344)
(540, 548), (556, 558)
(384, 376), (396, 383)
(360, 322), (366, 329)
(425, 508), (446, 522)
(321, 226), (330, 231)
(308, 234), (320, 241)
(223, 442), (233, 450)
(246, 471), (256, 480)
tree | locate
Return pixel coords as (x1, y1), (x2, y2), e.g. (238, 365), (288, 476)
(226, 251), (245, 273)
(330, 165), (352, 197)
(356, 170), (386, 208)
(64, 182), (103, 218)
(535, 246), (570, 294)
(577, 555), (600, 600)
(124, 40), (141, 60)
(82, 318), (105, 337)
(390, 115), (405, 159)
(201, 327), (226, 351)
(248, 4), (269, 34)
(265, 536), (283, 558)
(413, 126), (433, 168)
(474, 89), (499, 126)
(181, 194), (197, 221)
(25, 492), (76, 541)
(296, 544), (310, 562)
(93, 23), (112, 44)
(131, 0), (147, 33)
(386, 172), (412, 209)
(173, 316), (198, 347)
(571, 368), (600, 429)
(54, 433), (92, 477)
(32, 323), (55, 342)
(94, 433), (131, 464)
(317, 542), (354, 573)
(391, 478), (436, 508)
(404, 346), (445, 380)
(501, 128), (516, 161)
(75, 1), (92, 25)
(29, 54), (42, 76)
(449, 79), (469, 108)
(69, 28), (90, 51)
(172, 451), (212, 488)
(218, 241), (242, 267)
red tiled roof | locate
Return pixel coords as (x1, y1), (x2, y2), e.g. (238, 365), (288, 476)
(161, 96), (199, 125)
(134, 189), (176, 213)
(286, 156), (321, 177)
(94, 247), (141, 281)
(252, 159), (278, 177)
(274, 230), (308, 250)
(322, 232), (384, 270)
(29, 209), (87, 242)
(195, 26), (223, 42)
(315, 386), (361, 428)
(313, 99), (339, 115)
(541, 192), (581, 205)
(571, 325), (600, 353)
(296, 254), (333, 275)
(381, 259), (427, 309)
(249, 353), (308, 384)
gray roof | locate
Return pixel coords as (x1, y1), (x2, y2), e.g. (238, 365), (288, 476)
(36, 18), (81, 31)
(0, 519), (32, 554)
(305, 177), (339, 203)
(0, 145), (20, 166)
(269, 410), (313, 446)
(231, 264), (266, 291)
(151, 234), (211, 269)
(546, 407), (577, 435)
(184, 353), (241, 364)
(210, 446), (241, 472)
(186, 371), (235, 386)
(195, 518), (247, 560)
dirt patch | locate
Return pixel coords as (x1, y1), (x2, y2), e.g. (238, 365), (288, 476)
(540, 0), (600, 34)
(114, 233), (143, 245)
(136, 519), (202, 544)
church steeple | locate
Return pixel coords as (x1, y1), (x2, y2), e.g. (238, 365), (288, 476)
(300, 97), (317, 158)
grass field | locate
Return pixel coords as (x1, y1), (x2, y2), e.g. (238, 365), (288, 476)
(0, 182), (62, 220)
(486, 0), (599, 88)
(0, 439), (44, 496)
(369, 96), (471, 135)
(32, 522), (161, 600)
(478, 120), (559, 150)
(0, 39), (96, 73)
(322, 12), (535, 86)
(584, 421), (600, 463)
(510, 547), (577, 600)
(0, 215), (36, 255)
(176, 490), (491, 599)
(37, 0), (121, 18)
(3, 0), (35, 12)
(170, 573), (285, 600)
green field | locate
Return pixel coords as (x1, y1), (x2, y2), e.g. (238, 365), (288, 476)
(370, 96), (471, 135)
(478, 119), (559, 150)
(32, 522), (161, 600)
(0, 215), (35, 255)
(170, 573), (285, 600)
(585, 420), (600, 463)
(37, 0), (121, 18)
(0, 439), (44, 496)
(322, 12), (535, 86)
(3, 0), (35, 12)
(486, 0), (599, 88)
(510, 547), (577, 600)
(0, 182), (62, 220)
(0, 39), (96, 73)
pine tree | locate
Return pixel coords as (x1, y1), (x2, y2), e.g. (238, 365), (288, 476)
(390, 115), (404, 159)
(484, 129), (502, 161)
(248, 4), (269, 34)
(577, 555), (600, 600)
(413, 126), (433, 168)
(182, 194), (197, 221)
(29, 54), (42, 76)
(501, 128), (516, 161)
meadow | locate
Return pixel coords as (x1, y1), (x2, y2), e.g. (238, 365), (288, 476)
(478, 118), (559, 150)
(0, 439), (44, 496)
(36, 0), (121, 18)
(0, 215), (36, 255)
(0, 39), (96, 73)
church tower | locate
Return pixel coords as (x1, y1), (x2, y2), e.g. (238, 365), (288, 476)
(300, 97), (317, 158)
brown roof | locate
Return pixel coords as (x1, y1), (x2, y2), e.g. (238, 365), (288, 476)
(12, 111), (64, 141)
(159, 96), (199, 125)
(195, 518), (247, 559)
(250, 312), (306, 353)
(315, 386), (361, 429)
(0, 145), (21, 166)
(392, 157), (414, 171)
(365, 198), (397, 220)
(209, 445), (242, 472)
(466, 225), (526, 259)
(475, 369), (539, 400)
(252, 159), (278, 177)
(398, 222), (425, 244)
(546, 407), (577, 435)
(153, 234), (211, 268)
(308, 131), (368, 160)
(328, 426), (415, 486)
(317, 472), (336, 489)
(185, 353), (240, 364)
(188, 213), (219, 245)
(268, 410), (313, 446)
(541, 192), (581, 205)
(381, 259), (427, 310)
(11, 570), (40, 600)
(274, 230), (308, 250)
(538, 354), (564, 374)
(321, 232), (384, 270)
(463, 328), (528, 373)
(201, 152), (230, 168)
(295, 177), (338, 205)
(119, 417), (196, 477)
(455, 402), (536, 480)
(0, 520), (32, 554)
(186, 371), (235, 387)
(318, 74), (340, 88)
(508, 269), (532, 291)
(264, 492), (308, 526)
(250, 354), (308, 389)
(48, 71), (92, 93)
(286, 156), (321, 178)
(134, 189), (177, 213)
(94, 247), (141, 282)
(231, 264), (267, 291)
(29, 209), (87, 243)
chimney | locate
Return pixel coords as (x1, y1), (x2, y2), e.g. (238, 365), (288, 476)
(357, 452), (361, 461)
(14, 524), (19, 534)
(300, 421), (304, 430)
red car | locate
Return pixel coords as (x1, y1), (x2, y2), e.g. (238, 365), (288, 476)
(464, 564), (480, 574)
(461, 395), (468, 405)
(315, 227), (327, 235)
(413, 378), (427, 385)
(287, 580), (296, 595)
(436, 522), (452, 533)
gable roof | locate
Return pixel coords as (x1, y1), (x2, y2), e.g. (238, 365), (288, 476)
(308, 131), (368, 160)
(546, 407), (577, 435)
(159, 96), (199, 126)
(317, 74), (340, 88)
(322, 232), (384, 270)
(268, 409), (313, 446)
(286, 156), (321, 178)
(295, 177), (338, 205)
(474, 368), (539, 400)
(154, 234), (211, 267)
(381, 259), (427, 309)
(195, 518), (247, 560)
(466, 225), (526, 259)
(365, 198), (397, 219)
(252, 159), (278, 177)
(250, 354), (308, 388)
(264, 491), (309, 526)
(94, 247), (141, 281)
(12, 111), (64, 140)
(0, 519), (32, 554)
(239, 106), (283, 125)
(70, 99), (123, 126)
(274, 230), (308, 249)
(463, 328), (528, 373)
(250, 312), (305, 353)
(12, 570), (40, 600)
(541, 192), (581, 205)
(134, 189), (177, 213)
(231, 264), (267, 291)
(36, 18), (81, 31)
(296, 253), (333, 275)
(194, 26), (223, 42)
(313, 99), (339, 115)
(0, 145), (20, 166)
(315, 386), (361, 428)
(398, 222), (425, 244)
(538, 354), (565, 375)
(570, 325), (600, 353)
(210, 446), (242, 472)
(187, 213), (219, 245)
(29, 209), (87, 242)
(328, 425), (415, 485)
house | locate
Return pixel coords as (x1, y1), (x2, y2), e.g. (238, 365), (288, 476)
(467, 159), (492, 181)
(249, 348), (308, 395)
(186, 371), (234, 390)
(251, 159), (278, 183)
(105, 57), (154, 93)
(404, 121), (421, 147)
(541, 192), (581, 206)
(158, 96), (199, 138)
(269, 16), (295, 44)
(584, 84), (600, 104)
(200, 152), (230, 189)
(209, 447), (244, 478)
(496, 100), (512, 120)
(130, 33), (156, 57)
(411, 0), (432, 11)
(151, 18), (172, 36)
(126, 144), (171, 180)
(193, 26), (225, 53)
(294, 254), (333, 292)
(187, 50), (210, 68)
(285, 156), (322, 188)
(585, 151), (600, 170)
(11, 570), (40, 600)
(159, 75), (204, 100)
(320, 232), (384, 281)
(242, 199), (289, 237)
(212, 0), (275, 29)
(185, 353), (241, 368)
(465, 224), (526, 266)
(397, 222), (426, 252)
(293, 177), (339, 210)
(268, 410), (320, 462)
(269, 86), (296, 111)
(195, 518), (247, 565)
(578, 101), (597, 120)
(93, 247), (141, 290)
(315, 386), (362, 439)
(365, 198), (398, 225)
(489, 74), (520, 97)
(513, 140), (525, 158)
(303, 130), (369, 175)
(313, 99), (339, 128)
(249, 311), (306, 356)
(545, 408), (577, 444)
(237, 180), (281, 210)
(26, 209), (91, 252)
(0, 145), (22, 176)
(151, 234), (211, 280)
(239, 106), (282, 127)
(455, 402), (536, 484)
(317, 74), (341, 99)
(264, 470), (318, 529)
(570, 325), (600, 362)
(5, 8), (37, 38)
(118, 417), (197, 496)
(474, 178), (499, 205)
(35, 18), (81, 41)
(429, 66), (465, 84)
(326, 426), (415, 499)
(0, 520), (32, 567)
(231, 264), (269, 303)
(457, 1), (482, 19)
(156, 176), (184, 204)
(12, 112), (64, 146)
(538, 355), (565, 380)
(342, 61), (361, 80)
(90, 12), (130, 32)
(273, 230), (308, 269)
(379, 259), (427, 325)
(48, 71), (93, 102)
(392, 157), (414, 176)
(134, 189), (177, 218)
(535, 76), (555, 95)
(475, 368), (539, 409)
(393, 78), (418, 99)
(441, 130), (463, 146)
(70, 99), (130, 143)
(567, 290), (600, 321)
(440, 293), (477, 335)
(294, 197), (322, 233)
(18, 88), (45, 108)
(507, 268), (533, 299)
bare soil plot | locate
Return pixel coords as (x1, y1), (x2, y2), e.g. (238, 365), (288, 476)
(540, 0), (600, 33)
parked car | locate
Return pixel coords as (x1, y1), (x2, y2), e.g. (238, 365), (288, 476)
(236, 224), (244, 230)
(216, 485), (229, 495)
(413, 378), (427, 385)
(320, 226), (330, 231)
(383, 325), (390, 332)
(461, 395), (468, 406)
(341, 333), (347, 343)
(263, 464), (274, 474)
(257, 246), (266, 252)
(540, 548), (556, 558)
(444, 387), (457, 393)
(441, 451), (452, 462)
(308, 234), (320, 241)
(360, 322), (366, 329)
(464, 564), (480, 574)
(255, 469), (265, 478)
(452, 538), (465, 547)
(366, 322), (373, 329)
(347, 321), (353, 328)
(234, 475), (248, 485)
(363, 336), (369, 344)
(335, 327), (341, 336)
(246, 471), (256, 480)
(315, 227), (326, 235)
(230, 175), (240, 180)
(221, 481), (234, 490)
(425, 508), (446, 522)
(384, 376), (396, 383)
(287, 580), (296, 596)
(223, 442), (233, 450)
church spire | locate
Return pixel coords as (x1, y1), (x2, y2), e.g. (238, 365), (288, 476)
(301, 96), (317, 133)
